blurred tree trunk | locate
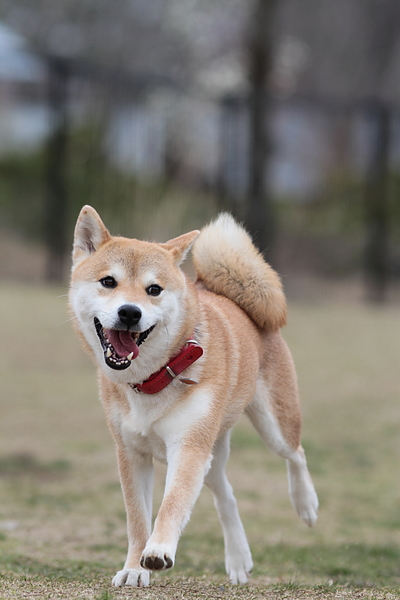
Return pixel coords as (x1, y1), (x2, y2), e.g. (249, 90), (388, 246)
(361, 2), (400, 302)
(246, 0), (278, 262)
(44, 57), (69, 283)
(364, 103), (391, 303)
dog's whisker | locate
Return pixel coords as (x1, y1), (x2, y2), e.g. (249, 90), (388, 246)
(62, 317), (76, 324)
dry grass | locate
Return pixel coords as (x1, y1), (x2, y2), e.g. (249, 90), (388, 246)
(0, 284), (400, 598)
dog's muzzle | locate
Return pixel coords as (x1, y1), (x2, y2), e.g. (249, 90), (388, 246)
(94, 317), (155, 370)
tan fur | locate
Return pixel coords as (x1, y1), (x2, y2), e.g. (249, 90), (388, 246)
(69, 206), (318, 587)
(192, 213), (287, 330)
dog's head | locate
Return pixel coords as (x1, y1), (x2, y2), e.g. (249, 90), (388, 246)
(69, 206), (199, 383)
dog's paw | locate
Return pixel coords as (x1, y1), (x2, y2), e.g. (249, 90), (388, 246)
(288, 450), (319, 528)
(225, 550), (253, 584)
(140, 544), (174, 571)
(291, 479), (319, 528)
(112, 568), (150, 587)
(299, 498), (319, 528)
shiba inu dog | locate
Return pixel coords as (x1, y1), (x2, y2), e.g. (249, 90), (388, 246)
(69, 205), (318, 587)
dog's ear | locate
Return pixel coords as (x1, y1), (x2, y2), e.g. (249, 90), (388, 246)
(161, 230), (200, 266)
(72, 205), (111, 265)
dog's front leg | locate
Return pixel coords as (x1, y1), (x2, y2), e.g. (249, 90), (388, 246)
(112, 439), (154, 587)
(140, 440), (212, 572)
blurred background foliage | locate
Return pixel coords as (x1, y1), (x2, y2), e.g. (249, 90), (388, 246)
(0, 0), (399, 302)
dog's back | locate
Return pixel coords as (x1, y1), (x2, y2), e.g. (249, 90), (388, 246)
(192, 213), (287, 332)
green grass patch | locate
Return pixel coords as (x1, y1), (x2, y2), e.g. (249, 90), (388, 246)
(252, 544), (400, 587)
(0, 453), (71, 478)
(0, 553), (114, 581)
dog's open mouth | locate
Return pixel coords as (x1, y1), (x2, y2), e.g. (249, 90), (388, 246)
(94, 317), (155, 370)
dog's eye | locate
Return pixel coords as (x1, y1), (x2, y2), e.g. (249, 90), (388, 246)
(146, 284), (163, 297)
(100, 276), (117, 289)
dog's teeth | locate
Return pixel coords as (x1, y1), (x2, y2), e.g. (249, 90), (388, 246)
(106, 348), (112, 358)
(127, 352), (134, 361)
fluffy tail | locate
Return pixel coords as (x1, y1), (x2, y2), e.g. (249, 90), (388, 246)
(192, 213), (287, 331)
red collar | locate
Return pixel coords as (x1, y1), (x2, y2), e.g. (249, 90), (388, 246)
(128, 340), (203, 394)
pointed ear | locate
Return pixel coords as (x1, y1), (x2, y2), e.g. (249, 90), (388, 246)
(72, 205), (111, 265)
(161, 230), (200, 266)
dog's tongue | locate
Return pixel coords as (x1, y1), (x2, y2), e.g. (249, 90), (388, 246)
(105, 329), (139, 359)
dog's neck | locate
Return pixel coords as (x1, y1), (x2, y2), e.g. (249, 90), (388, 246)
(127, 339), (203, 394)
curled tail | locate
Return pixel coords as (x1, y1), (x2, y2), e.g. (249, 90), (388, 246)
(192, 213), (287, 331)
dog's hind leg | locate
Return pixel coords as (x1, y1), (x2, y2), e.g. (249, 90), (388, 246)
(285, 443), (318, 527)
(205, 430), (253, 584)
(245, 374), (318, 528)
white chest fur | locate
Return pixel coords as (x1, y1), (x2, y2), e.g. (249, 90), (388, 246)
(111, 383), (213, 464)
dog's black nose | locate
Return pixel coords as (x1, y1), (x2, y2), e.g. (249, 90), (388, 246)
(118, 304), (142, 328)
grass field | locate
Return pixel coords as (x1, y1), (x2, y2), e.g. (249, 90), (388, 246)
(0, 284), (400, 599)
